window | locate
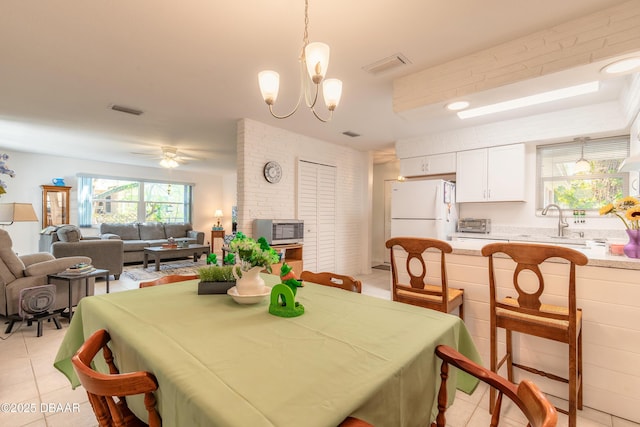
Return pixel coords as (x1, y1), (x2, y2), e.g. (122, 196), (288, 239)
(78, 176), (193, 227)
(537, 136), (629, 210)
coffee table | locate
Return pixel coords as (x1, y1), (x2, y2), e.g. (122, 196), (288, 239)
(143, 244), (210, 271)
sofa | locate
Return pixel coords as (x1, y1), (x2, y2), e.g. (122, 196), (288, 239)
(40, 225), (124, 279)
(99, 222), (205, 263)
(0, 229), (93, 318)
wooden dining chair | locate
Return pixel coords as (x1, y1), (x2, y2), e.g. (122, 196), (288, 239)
(71, 329), (161, 427)
(481, 242), (588, 427)
(139, 274), (199, 288)
(300, 270), (362, 293)
(433, 344), (557, 427)
(385, 237), (464, 319)
(339, 416), (373, 426)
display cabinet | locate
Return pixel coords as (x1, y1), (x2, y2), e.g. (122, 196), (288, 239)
(41, 185), (71, 228)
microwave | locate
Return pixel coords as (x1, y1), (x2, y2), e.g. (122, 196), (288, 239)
(253, 219), (304, 245)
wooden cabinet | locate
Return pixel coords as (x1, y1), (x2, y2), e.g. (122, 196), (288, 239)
(41, 185), (71, 228)
(456, 144), (525, 202)
(268, 244), (303, 276)
(399, 152), (456, 177)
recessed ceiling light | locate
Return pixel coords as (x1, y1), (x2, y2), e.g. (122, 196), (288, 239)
(445, 101), (470, 111)
(601, 57), (640, 74)
(457, 81), (600, 119)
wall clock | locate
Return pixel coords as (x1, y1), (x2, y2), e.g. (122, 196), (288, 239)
(263, 161), (282, 183)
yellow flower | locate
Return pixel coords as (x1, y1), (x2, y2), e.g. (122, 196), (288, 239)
(626, 205), (640, 223)
(600, 196), (640, 229)
(615, 196), (639, 210)
(599, 203), (614, 215)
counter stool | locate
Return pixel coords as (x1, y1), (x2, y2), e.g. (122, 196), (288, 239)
(481, 242), (588, 427)
(386, 237), (463, 319)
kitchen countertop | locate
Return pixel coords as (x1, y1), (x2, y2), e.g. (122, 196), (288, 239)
(449, 233), (640, 270)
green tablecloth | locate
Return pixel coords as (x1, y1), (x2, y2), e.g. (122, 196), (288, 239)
(54, 275), (480, 427)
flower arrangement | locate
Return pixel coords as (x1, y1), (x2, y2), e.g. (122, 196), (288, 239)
(0, 153), (15, 195)
(599, 196), (640, 229)
(228, 232), (280, 272)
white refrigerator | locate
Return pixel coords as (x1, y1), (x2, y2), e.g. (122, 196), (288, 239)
(390, 179), (457, 240)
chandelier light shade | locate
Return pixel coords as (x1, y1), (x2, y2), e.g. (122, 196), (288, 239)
(258, 0), (342, 122)
(304, 42), (330, 83)
(323, 78), (343, 110)
(258, 71), (280, 105)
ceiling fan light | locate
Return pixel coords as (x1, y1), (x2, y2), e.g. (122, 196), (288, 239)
(304, 42), (330, 84)
(160, 158), (179, 168)
(258, 70), (280, 105)
(323, 78), (342, 110)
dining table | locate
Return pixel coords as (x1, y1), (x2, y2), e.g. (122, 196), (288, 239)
(54, 274), (481, 427)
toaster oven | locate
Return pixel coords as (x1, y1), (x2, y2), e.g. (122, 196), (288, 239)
(457, 218), (491, 234)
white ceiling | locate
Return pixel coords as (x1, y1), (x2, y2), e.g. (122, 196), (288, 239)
(0, 0), (635, 173)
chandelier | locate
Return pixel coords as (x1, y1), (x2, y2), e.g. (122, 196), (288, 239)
(258, 0), (342, 122)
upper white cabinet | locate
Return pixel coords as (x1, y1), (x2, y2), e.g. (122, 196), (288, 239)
(399, 152), (456, 177)
(456, 144), (525, 203)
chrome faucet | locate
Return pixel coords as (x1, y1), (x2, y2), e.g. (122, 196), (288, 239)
(542, 204), (569, 237)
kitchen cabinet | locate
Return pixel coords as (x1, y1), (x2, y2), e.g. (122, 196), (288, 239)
(399, 152), (456, 177)
(456, 144), (525, 202)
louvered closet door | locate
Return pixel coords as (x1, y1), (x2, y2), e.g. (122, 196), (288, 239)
(298, 160), (336, 273)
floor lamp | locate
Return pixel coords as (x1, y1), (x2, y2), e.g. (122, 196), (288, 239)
(0, 203), (39, 225)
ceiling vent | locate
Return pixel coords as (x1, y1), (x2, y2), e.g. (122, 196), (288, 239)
(109, 104), (144, 116)
(342, 131), (361, 138)
(363, 53), (411, 75)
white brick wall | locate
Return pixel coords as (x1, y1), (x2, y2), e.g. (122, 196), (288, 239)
(394, 0), (640, 113)
(237, 119), (370, 275)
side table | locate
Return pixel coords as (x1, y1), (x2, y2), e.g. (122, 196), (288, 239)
(48, 268), (110, 320)
(211, 229), (225, 254)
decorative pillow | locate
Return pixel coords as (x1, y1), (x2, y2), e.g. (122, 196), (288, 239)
(164, 223), (191, 239)
(139, 222), (166, 240)
(56, 225), (82, 242)
(100, 223), (140, 240)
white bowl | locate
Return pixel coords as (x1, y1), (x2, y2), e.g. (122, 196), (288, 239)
(227, 286), (271, 304)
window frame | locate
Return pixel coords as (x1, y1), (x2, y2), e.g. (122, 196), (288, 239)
(536, 135), (630, 214)
(77, 174), (194, 228)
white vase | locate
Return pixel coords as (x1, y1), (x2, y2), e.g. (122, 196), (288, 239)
(232, 265), (266, 295)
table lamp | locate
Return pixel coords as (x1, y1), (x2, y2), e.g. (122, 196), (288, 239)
(214, 209), (223, 229)
(0, 203), (38, 225)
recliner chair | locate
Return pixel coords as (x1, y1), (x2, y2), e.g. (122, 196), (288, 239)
(0, 228), (93, 319)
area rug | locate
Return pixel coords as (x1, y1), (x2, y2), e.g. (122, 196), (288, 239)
(123, 259), (209, 281)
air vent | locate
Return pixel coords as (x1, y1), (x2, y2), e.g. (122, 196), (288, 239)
(342, 131), (360, 138)
(363, 53), (411, 75)
(109, 104), (144, 116)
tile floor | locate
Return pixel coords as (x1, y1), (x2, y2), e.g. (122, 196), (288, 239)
(0, 268), (637, 427)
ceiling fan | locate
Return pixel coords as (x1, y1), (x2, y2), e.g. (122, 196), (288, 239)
(131, 146), (196, 168)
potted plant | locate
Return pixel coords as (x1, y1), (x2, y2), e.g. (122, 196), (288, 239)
(197, 265), (236, 295)
(228, 232), (279, 295)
